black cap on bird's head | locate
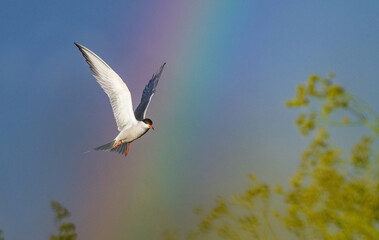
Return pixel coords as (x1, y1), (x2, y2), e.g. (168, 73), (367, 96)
(143, 118), (154, 130)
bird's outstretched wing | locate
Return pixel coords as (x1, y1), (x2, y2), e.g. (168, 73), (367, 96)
(134, 63), (166, 121)
(74, 42), (137, 131)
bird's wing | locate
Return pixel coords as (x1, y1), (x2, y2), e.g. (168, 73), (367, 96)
(134, 63), (166, 121)
(75, 42), (137, 131)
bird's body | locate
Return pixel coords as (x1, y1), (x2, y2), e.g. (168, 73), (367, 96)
(74, 42), (165, 156)
(116, 121), (150, 143)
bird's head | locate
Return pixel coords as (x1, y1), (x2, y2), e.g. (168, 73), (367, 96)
(142, 118), (154, 130)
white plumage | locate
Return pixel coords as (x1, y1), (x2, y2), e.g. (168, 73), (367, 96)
(75, 43), (137, 131)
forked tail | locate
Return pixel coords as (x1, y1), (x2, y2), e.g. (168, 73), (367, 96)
(94, 140), (130, 156)
(94, 140), (117, 151)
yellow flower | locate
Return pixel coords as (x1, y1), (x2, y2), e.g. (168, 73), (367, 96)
(193, 207), (203, 216)
(286, 84), (309, 107)
(342, 116), (350, 125)
(308, 74), (319, 83)
(328, 72), (335, 78)
(351, 136), (372, 168)
(275, 185), (283, 194)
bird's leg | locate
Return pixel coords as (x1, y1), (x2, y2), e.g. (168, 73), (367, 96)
(125, 143), (130, 156)
(113, 140), (121, 149)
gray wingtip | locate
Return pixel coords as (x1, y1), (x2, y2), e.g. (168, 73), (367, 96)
(74, 42), (90, 54)
(74, 42), (86, 54)
(157, 62), (166, 76)
(161, 62), (166, 71)
(149, 63), (166, 82)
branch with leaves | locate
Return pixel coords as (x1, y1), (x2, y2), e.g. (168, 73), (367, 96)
(50, 201), (77, 240)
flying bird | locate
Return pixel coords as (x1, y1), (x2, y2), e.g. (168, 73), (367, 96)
(74, 42), (165, 157)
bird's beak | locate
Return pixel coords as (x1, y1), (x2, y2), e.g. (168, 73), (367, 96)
(149, 125), (155, 130)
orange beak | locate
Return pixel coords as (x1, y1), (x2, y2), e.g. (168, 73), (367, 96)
(149, 125), (154, 130)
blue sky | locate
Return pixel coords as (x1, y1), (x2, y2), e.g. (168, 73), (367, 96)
(0, 1), (378, 239)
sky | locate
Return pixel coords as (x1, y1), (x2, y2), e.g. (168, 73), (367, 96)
(0, 1), (378, 239)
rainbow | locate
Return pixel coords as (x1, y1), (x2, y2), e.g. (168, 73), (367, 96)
(75, 1), (255, 239)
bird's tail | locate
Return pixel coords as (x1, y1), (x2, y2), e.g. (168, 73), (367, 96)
(93, 140), (130, 156)
(94, 140), (117, 152)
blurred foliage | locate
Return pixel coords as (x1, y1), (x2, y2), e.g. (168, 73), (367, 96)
(286, 73), (379, 135)
(281, 73), (379, 239)
(50, 201), (77, 240)
(165, 74), (379, 240)
(187, 175), (276, 240)
(0, 202), (77, 240)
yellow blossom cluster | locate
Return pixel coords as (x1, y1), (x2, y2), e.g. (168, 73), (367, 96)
(296, 112), (316, 135)
(279, 75), (379, 240)
(188, 176), (275, 240)
(279, 129), (379, 239)
(286, 74), (361, 135)
(286, 73), (349, 114)
(351, 136), (373, 168)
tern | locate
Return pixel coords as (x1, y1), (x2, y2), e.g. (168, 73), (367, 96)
(74, 42), (165, 156)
